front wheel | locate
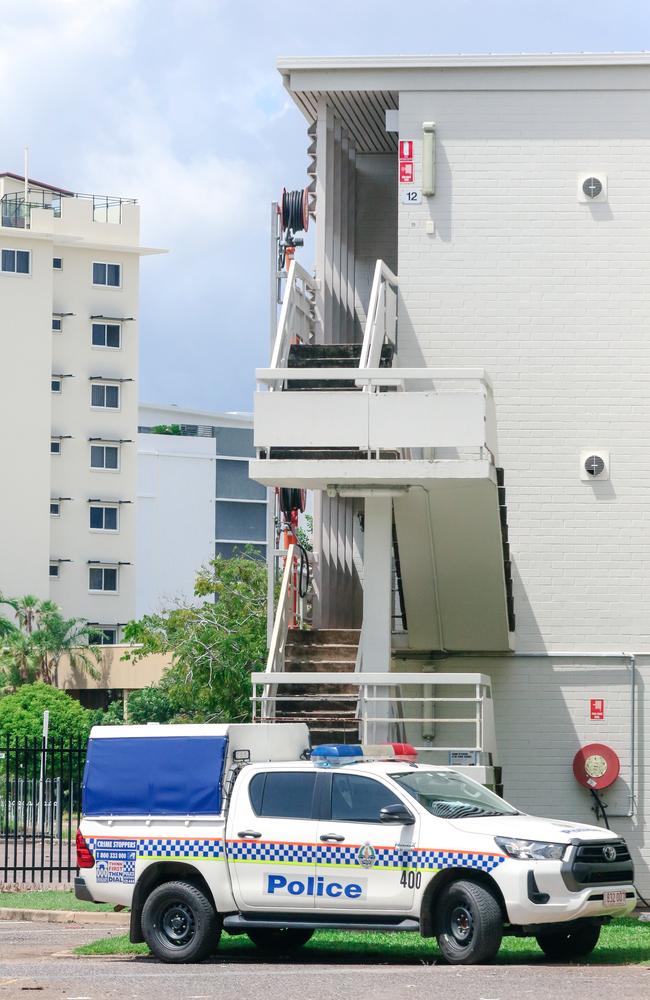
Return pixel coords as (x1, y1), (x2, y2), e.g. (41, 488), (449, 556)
(535, 922), (601, 960)
(436, 879), (503, 965)
(141, 880), (220, 963)
(247, 928), (314, 952)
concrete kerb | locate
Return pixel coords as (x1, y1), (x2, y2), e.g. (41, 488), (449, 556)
(0, 907), (129, 926)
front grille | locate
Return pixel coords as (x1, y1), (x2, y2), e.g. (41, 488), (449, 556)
(562, 839), (634, 891)
(575, 841), (631, 864)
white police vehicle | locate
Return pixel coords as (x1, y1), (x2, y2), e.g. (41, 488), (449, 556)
(75, 723), (636, 965)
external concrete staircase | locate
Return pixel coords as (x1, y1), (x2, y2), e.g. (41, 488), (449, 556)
(274, 628), (361, 743)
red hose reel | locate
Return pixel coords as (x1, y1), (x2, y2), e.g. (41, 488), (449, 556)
(572, 743), (620, 791)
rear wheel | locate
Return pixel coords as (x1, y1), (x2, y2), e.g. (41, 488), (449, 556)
(141, 880), (219, 963)
(436, 879), (503, 965)
(535, 922), (601, 960)
(247, 928), (314, 952)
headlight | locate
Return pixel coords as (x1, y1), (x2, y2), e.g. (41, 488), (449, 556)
(495, 836), (566, 861)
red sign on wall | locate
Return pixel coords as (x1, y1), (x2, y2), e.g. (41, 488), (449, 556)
(399, 161), (414, 183)
(399, 140), (413, 160)
(590, 698), (605, 721)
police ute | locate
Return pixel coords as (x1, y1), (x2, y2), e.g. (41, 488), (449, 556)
(75, 723), (636, 965)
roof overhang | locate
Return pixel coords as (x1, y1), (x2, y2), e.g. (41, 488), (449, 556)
(279, 52), (650, 151)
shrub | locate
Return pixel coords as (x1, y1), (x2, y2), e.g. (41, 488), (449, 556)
(0, 683), (93, 745)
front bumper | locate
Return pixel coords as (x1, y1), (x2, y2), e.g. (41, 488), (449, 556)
(497, 856), (636, 926)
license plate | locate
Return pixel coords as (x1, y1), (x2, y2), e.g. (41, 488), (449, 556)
(603, 890), (626, 906)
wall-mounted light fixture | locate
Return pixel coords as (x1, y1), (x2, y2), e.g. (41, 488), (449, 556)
(422, 121), (436, 196)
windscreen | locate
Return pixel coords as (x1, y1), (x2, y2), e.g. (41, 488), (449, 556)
(82, 736), (227, 816)
(390, 769), (519, 819)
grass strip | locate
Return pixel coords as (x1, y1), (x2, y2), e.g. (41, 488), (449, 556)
(75, 917), (650, 964)
(0, 890), (118, 913)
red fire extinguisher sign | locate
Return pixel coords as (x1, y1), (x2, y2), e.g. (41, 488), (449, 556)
(590, 698), (605, 721)
(399, 140), (413, 160)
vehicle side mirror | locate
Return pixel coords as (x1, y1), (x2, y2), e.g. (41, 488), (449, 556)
(379, 803), (415, 825)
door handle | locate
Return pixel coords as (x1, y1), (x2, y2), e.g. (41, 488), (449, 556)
(237, 830), (262, 839)
(320, 833), (345, 842)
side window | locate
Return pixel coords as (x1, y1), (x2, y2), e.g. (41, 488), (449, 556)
(331, 774), (402, 823)
(249, 771), (316, 819)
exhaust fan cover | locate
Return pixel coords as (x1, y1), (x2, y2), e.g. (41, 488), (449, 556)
(580, 450), (610, 481)
(577, 173), (607, 203)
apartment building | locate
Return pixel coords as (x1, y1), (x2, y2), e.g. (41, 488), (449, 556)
(251, 54), (650, 894)
(137, 404), (267, 614)
(0, 172), (163, 643)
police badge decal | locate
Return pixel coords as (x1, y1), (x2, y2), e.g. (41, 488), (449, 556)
(357, 843), (377, 868)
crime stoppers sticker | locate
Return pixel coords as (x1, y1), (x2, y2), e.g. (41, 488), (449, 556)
(94, 839), (137, 884)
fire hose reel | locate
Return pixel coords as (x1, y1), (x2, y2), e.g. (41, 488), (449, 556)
(572, 743), (620, 791)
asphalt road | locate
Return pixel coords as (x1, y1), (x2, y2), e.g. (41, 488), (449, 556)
(1, 921), (649, 1000)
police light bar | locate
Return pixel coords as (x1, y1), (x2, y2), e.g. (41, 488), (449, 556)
(311, 743), (417, 766)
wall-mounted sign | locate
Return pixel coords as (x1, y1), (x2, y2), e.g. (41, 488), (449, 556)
(400, 189), (422, 204)
(399, 140), (413, 160)
(399, 161), (414, 183)
(590, 698), (605, 721)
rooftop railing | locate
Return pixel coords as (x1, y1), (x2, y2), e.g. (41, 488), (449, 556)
(0, 189), (137, 229)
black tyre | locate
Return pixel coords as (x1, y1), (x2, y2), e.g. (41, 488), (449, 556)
(535, 921), (601, 960)
(141, 880), (220, 963)
(247, 928), (314, 952)
(436, 879), (503, 965)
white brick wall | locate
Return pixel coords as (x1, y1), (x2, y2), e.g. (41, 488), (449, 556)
(396, 81), (650, 895)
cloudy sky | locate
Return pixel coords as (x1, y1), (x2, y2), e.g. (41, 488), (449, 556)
(3, 0), (649, 412)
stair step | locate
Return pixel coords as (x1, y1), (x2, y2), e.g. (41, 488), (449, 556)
(287, 343), (394, 368)
(284, 646), (357, 670)
(283, 662), (356, 674)
(287, 629), (361, 644)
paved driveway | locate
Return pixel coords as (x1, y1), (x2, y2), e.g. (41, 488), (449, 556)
(1, 920), (649, 1000)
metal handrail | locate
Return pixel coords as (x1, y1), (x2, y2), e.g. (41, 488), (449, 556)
(251, 671), (497, 760)
(359, 259), (398, 371)
(269, 259), (316, 388)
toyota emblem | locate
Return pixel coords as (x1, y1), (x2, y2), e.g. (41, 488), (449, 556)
(602, 845), (617, 862)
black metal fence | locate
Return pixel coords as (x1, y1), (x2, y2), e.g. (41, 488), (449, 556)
(1, 738), (86, 884)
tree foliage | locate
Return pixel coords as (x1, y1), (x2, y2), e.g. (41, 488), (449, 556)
(123, 554), (267, 722)
(0, 595), (100, 692)
(0, 683), (93, 745)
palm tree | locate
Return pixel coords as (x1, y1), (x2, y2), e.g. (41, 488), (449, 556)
(0, 594), (43, 634)
(33, 609), (100, 687)
(0, 594), (100, 690)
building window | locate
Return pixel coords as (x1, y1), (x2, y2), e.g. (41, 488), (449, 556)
(89, 626), (118, 645)
(89, 504), (119, 531)
(52, 317), (62, 333)
(90, 444), (119, 470)
(91, 383), (120, 409)
(49, 563), (60, 579)
(51, 378), (62, 394)
(1, 249), (30, 274)
(53, 257), (62, 270)
(92, 262), (120, 287)
(89, 566), (118, 593)
(91, 322), (121, 349)
(50, 501), (60, 516)
(50, 440), (61, 455)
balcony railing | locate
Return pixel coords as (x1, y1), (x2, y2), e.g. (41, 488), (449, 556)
(1, 189), (137, 229)
(254, 367), (497, 458)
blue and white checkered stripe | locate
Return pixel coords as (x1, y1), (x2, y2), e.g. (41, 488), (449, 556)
(226, 840), (504, 874)
(86, 837), (223, 860)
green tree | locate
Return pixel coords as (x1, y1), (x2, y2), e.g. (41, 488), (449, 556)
(123, 553), (267, 722)
(127, 686), (176, 724)
(0, 683), (93, 745)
